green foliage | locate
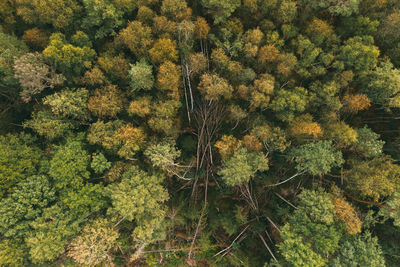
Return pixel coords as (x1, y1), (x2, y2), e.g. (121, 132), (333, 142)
(338, 36), (379, 73)
(107, 165), (168, 222)
(43, 88), (90, 121)
(24, 110), (75, 140)
(380, 192), (400, 227)
(218, 147), (269, 186)
(43, 32), (96, 80)
(332, 232), (386, 267)
(91, 152), (111, 174)
(271, 87), (308, 122)
(302, 0), (360, 17)
(0, 133), (45, 197)
(278, 188), (343, 266)
(288, 141), (344, 176)
(345, 156), (400, 201)
(82, 0), (124, 39)
(0, 175), (55, 239)
(364, 61), (400, 108)
(0, 28), (28, 93)
(129, 59), (154, 93)
(354, 126), (385, 157)
(144, 142), (181, 170)
(49, 138), (90, 190)
(201, 0), (241, 24)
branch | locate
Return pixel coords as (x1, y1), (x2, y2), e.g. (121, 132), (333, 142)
(267, 171), (305, 187)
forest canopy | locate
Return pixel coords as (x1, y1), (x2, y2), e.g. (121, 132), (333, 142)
(1, 0), (400, 266)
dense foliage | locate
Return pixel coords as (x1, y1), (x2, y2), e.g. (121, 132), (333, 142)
(1, 0), (400, 266)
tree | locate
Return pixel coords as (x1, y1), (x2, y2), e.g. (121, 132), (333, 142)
(270, 87), (308, 122)
(363, 61), (400, 108)
(128, 96), (152, 117)
(149, 38), (179, 64)
(106, 166), (169, 242)
(157, 61), (182, 99)
(0, 133), (45, 197)
(354, 126), (384, 158)
(380, 191), (400, 227)
(289, 114), (323, 139)
(278, 188), (344, 266)
(113, 124), (146, 160)
(198, 73), (233, 100)
(68, 218), (119, 266)
(42, 32), (96, 80)
(14, 53), (65, 102)
(341, 93), (371, 114)
(82, 0), (124, 39)
(97, 53), (130, 85)
(16, 0), (82, 29)
(49, 138), (90, 190)
(119, 21), (153, 58)
(88, 85), (125, 118)
(324, 121), (358, 148)
(249, 73), (275, 111)
(201, 0), (241, 24)
(147, 100), (181, 135)
(22, 28), (49, 50)
(0, 28), (28, 97)
(91, 152), (111, 174)
(128, 59), (154, 93)
(25, 204), (82, 264)
(0, 175), (55, 239)
(87, 120), (123, 152)
(24, 110), (75, 140)
(43, 88), (90, 121)
(288, 140), (343, 176)
(215, 135), (242, 160)
(332, 195), (361, 235)
(218, 147), (268, 186)
(338, 36), (379, 73)
(160, 0), (191, 21)
(345, 156), (400, 201)
(332, 233), (385, 267)
(301, 0), (360, 17)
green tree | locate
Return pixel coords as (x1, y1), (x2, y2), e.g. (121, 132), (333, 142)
(107, 166), (169, 242)
(24, 110), (75, 140)
(0, 175), (55, 239)
(82, 0), (124, 39)
(278, 188), (343, 266)
(332, 233), (385, 267)
(43, 88), (90, 121)
(129, 59), (154, 93)
(345, 156), (400, 201)
(42, 32), (96, 81)
(354, 126), (385, 158)
(0, 28), (28, 98)
(91, 152), (112, 174)
(49, 138), (90, 190)
(0, 133), (45, 197)
(337, 36), (379, 73)
(288, 140), (344, 176)
(201, 0), (241, 24)
(301, 0), (360, 17)
(363, 61), (400, 108)
(270, 87), (308, 122)
(218, 147), (269, 186)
